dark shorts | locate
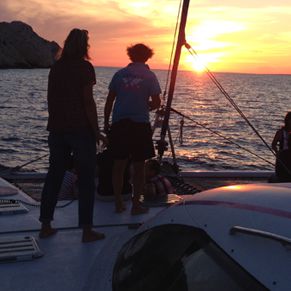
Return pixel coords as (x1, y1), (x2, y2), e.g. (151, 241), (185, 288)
(109, 119), (155, 161)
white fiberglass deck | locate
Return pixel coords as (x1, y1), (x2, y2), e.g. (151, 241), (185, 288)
(0, 177), (168, 291)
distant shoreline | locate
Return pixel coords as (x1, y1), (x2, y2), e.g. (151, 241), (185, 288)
(0, 65), (291, 76)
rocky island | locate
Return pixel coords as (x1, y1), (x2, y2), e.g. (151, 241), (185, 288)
(0, 21), (60, 68)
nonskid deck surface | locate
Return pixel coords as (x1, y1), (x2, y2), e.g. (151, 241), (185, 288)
(0, 178), (166, 291)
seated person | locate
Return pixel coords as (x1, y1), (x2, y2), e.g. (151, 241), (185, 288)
(275, 135), (291, 182)
(96, 149), (132, 201)
(272, 112), (291, 154)
(144, 159), (175, 201)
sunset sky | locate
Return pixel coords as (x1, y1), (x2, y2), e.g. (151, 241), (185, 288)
(1, 0), (291, 74)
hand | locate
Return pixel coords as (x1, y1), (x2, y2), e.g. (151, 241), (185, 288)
(96, 132), (108, 147)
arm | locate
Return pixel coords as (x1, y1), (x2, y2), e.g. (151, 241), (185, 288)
(104, 89), (116, 132)
(148, 94), (161, 111)
(272, 129), (281, 154)
(83, 83), (100, 138)
(275, 151), (289, 181)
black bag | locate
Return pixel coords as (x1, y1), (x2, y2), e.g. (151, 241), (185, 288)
(96, 149), (132, 197)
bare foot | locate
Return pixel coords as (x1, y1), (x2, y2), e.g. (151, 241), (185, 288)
(115, 200), (126, 213)
(131, 205), (149, 215)
(82, 230), (105, 243)
(39, 225), (57, 239)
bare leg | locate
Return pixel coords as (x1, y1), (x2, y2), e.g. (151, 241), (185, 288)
(112, 159), (128, 212)
(131, 160), (148, 215)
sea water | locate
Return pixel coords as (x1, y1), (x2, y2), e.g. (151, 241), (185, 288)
(1, 67), (291, 172)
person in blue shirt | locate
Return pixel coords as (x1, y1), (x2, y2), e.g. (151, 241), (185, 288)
(104, 43), (161, 214)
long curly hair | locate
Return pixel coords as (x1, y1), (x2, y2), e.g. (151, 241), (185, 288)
(60, 29), (90, 61)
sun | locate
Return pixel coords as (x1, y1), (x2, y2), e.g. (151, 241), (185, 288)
(182, 20), (245, 73)
(188, 55), (207, 73)
(184, 54), (210, 73)
(183, 50), (226, 73)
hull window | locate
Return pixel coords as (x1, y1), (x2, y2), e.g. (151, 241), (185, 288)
(112, 225), (267, 291)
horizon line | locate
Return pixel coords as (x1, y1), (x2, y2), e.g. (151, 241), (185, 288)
(92, 65), (291, 76)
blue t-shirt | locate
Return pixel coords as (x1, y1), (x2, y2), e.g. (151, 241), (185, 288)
(109, 63), (161, 123)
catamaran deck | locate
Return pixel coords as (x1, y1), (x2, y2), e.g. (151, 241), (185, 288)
(0, 177), (168, 291)
(1, 170), (273, 200)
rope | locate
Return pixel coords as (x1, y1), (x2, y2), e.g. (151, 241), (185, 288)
(170, 107), (275, 167)
(0, 153), (48, 175)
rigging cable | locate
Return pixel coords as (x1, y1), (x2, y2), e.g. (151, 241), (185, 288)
(185, 43), (276, 157)
(152, 0), (182, 165)
(184, 43), (291, 175)
(158, 0), (190, 160)
(152, 0), (182, 137)
(162, 0), (183, 102)
(170, 107), (275, 167)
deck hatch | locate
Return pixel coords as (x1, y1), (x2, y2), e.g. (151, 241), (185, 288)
(0, 236), (43, 263)
(0, 200), (28, 215)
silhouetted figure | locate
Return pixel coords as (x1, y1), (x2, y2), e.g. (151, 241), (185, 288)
(39, 29), (106, 242)
(272, 112), (291, 154)
(275, 135), (291, 182)
(104, 43), (161, 214)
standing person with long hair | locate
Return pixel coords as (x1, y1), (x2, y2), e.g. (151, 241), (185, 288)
(39, 29), (106, 242)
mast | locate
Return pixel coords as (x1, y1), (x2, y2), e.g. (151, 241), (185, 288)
(158, 0), (190, 159)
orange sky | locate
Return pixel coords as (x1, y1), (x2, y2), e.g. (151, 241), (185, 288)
(1, 0), (291, 74)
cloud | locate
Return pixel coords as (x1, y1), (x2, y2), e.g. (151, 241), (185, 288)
(1, 0), (291, 72)
(0, 0), (178, 67)
(0, 0), (177, 40)
(192, 0), (291, 9)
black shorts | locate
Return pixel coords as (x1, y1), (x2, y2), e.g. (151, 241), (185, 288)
(108, 119), (155, 162)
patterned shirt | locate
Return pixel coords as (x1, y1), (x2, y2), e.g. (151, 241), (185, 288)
(109, 62), (161, 123)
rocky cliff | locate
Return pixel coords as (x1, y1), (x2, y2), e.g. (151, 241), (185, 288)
(0, 21), (60, 68)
